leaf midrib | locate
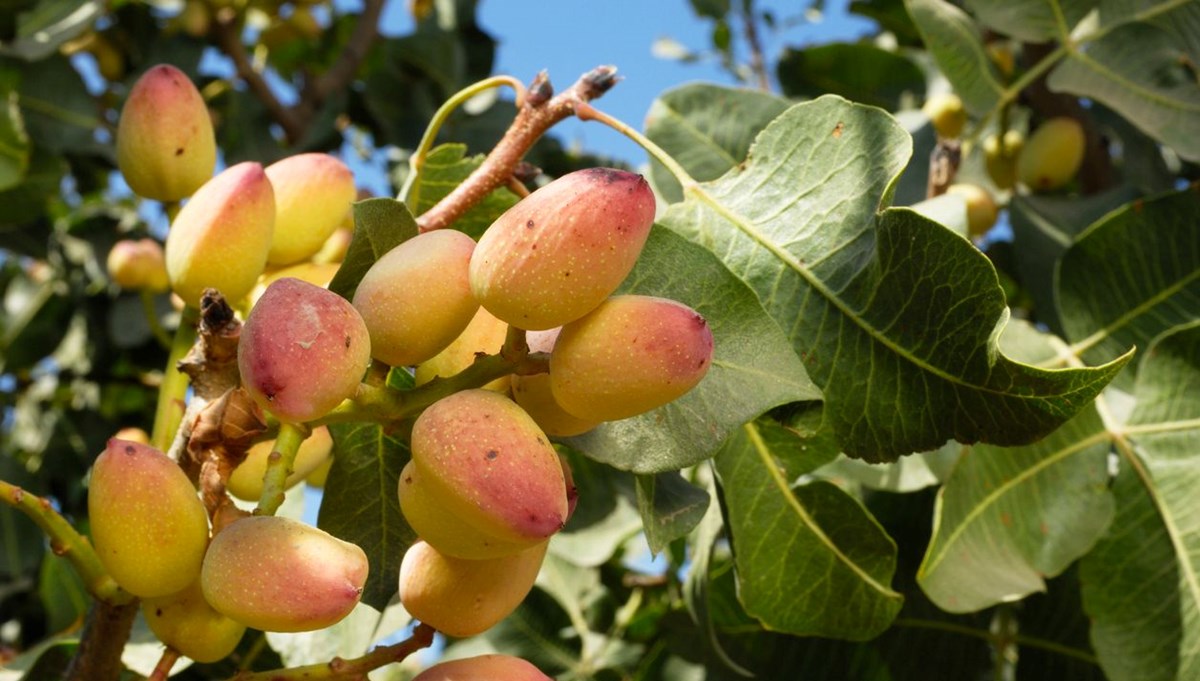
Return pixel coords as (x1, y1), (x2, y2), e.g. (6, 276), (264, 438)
(1069, 264), (1200, 355)
(685, 183), (1081, 400)
(920, 430), (1110, 577)
(744, 422), (900, 599)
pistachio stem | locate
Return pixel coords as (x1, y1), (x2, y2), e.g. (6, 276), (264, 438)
(225, 623), (435, 680)
(152, 306), (199, 452)
(254, 421), (309, 516)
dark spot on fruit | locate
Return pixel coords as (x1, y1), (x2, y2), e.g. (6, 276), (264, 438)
(404, 476), (412, 484)
(155, 608), (163, 616)
(124, 445), (136, 455)
(344, 335), (351, 348)
(536, 436), (544, 444)
(697, 359), (705, 368)
(563, 271), (571, 277)
(175, 147), (184, 156)
(529, 513), (539, 521)
(486, 450), (498, 460)
(531, 244), (538, 250)
(693, 313), (708, 328)
(526, 219), (535, 229)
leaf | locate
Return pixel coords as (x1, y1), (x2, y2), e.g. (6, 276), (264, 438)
(917, 404), (1113, 613)
(0, 77), (29, 192)
(777, 42), (926, 111)
(327, 198), (418, 302)
(266, 601), (408, 667)
(962, 0), (1095, 43)
(550, 446), (643, 568)
(406, 143), (519, 239)
(634, 471), (709, 555)
(1080, 321), (1200, 681)
(316, 422), (416, 611)
(1057, 186), (1200, 383)
(36, 556), (87, 634)
(715, 419), (904, 639)
(904, 0), (1004, 116)
(661, 95), (1130, 462)
(565, 226), (820, 474)
(14, 54), (98, 153)
(1008, 184), (1141, 336)
(1048, 3), (1200, 162)
(0, 0), (100, 60)
(643, 83), (790, 203)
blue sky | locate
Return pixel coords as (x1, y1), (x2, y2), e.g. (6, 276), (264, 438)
(376, 0), (876, 166)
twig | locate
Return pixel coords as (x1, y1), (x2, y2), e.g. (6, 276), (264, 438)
(740, 1), (770, 91)
(926, 139), (961, 198)
(0, 480), (133, 605)
(415, 66), (620, 233)
(64, 600), (139, 681)
(296, 0), (385, 122)
(148, 647), (182, 681)
(212, 10), (304, 143)
(226, 623), (436, 680)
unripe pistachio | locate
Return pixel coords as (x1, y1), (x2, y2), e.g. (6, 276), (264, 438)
(987, 42), (1015, 79)
(399, 539), (548, 638)
(353, 230), (478, 367)
(511, 329), (599, 436)
(264, 154), (356, 265)
(945, 183), (999, 238)
(551, 295), (714, 422)
(249, 261), (339, 306)
(1018, 117), (1085, 192)
(399, 390), (567, 559)
(414, 306), (510, 393)
(142, 579), (246, 663)
(922, 93), (967, 139)
(305, 456), (333, 488)
(117, 64), (216, 202)
(983, 130), (1024, 190)
(201, 516), (367, 632)
(165, 162), (275, 307)
(107, 238), (170, 292)
(239, 278), (371, 423)
(413, 655), (552, 681)
(312, 225), (353, 265)
(469, 168), (656, 330)
(88, 439), (209, 598)
(112, 427), (150, 444)
(226, 426), (334, 501)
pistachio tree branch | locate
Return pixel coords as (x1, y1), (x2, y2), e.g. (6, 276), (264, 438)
(65, 600), (140, 681)
(226, 623), (436, 680)
(415, 65), (621, 233)
(298, 0), (385, 117)
(0, 479), (133, 605)
(212, 10), (304, 143)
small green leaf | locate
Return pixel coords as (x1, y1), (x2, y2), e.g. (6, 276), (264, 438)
(327, 198), (418, 302)
(777, 42), (926, 111)
(634, 471), (709, 555)
(1081, 325), (1200, 681)
(716, 420), (903, 639)
(904, 0), (1004, 115)
(644, 83), (789, 203)
(566, 226), (820, 474)
(1057, 186), (1200, 383)
(317, 422), (416, 611)
(662, 95), (1130, 461)
(407, 143), (519, 239)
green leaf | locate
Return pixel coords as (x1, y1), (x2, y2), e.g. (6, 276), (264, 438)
(14, 54), (98, 153)
(918, 403), (1112, 612)
(661, 95), (1130, 462)
(0, 277), (72, 374)
(0, 0), (100, 60)
(850, 0), (924, 46)
(565, 226), (820, 474)
(1081, 322), (1200, 680)
(1048, 3), (1200, 162)
(327, 198), (418, 302)
(644, 83), (790, 203)
(777, 42), (926, 111)
(0, 148), (64, 241)
(634, 471), (709, 555)
(266, 601), (408, 667)
(1057, 186), (1200, 384)
(715, 419), (903, 639)
(904, 0), (1004, 116)
(0, 77), (29, 192)
(551, 446), (642, 568)
(316, 422), (416, 611)
(37, 555), (87, 634)
(407, 143), (519, 239)
(689, 0), (729, 20)
(1008, 185), (1141, 336)
(962, 0), (1095, 43)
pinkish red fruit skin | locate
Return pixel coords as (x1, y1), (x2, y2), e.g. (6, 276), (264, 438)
(469, 168), (656, 330)
(117, 64), (216, 202)
(88, 439), (210, 599)
(413, 654), (553, 681)
(165, 162), (275, 307)
(551, 295), (714, 422)
(200, 516), (367, 633)
(403, 390), (567, 558)
(238, 278), (371, 423)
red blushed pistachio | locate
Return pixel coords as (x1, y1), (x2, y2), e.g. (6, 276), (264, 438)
(264, 153), (357, 265)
